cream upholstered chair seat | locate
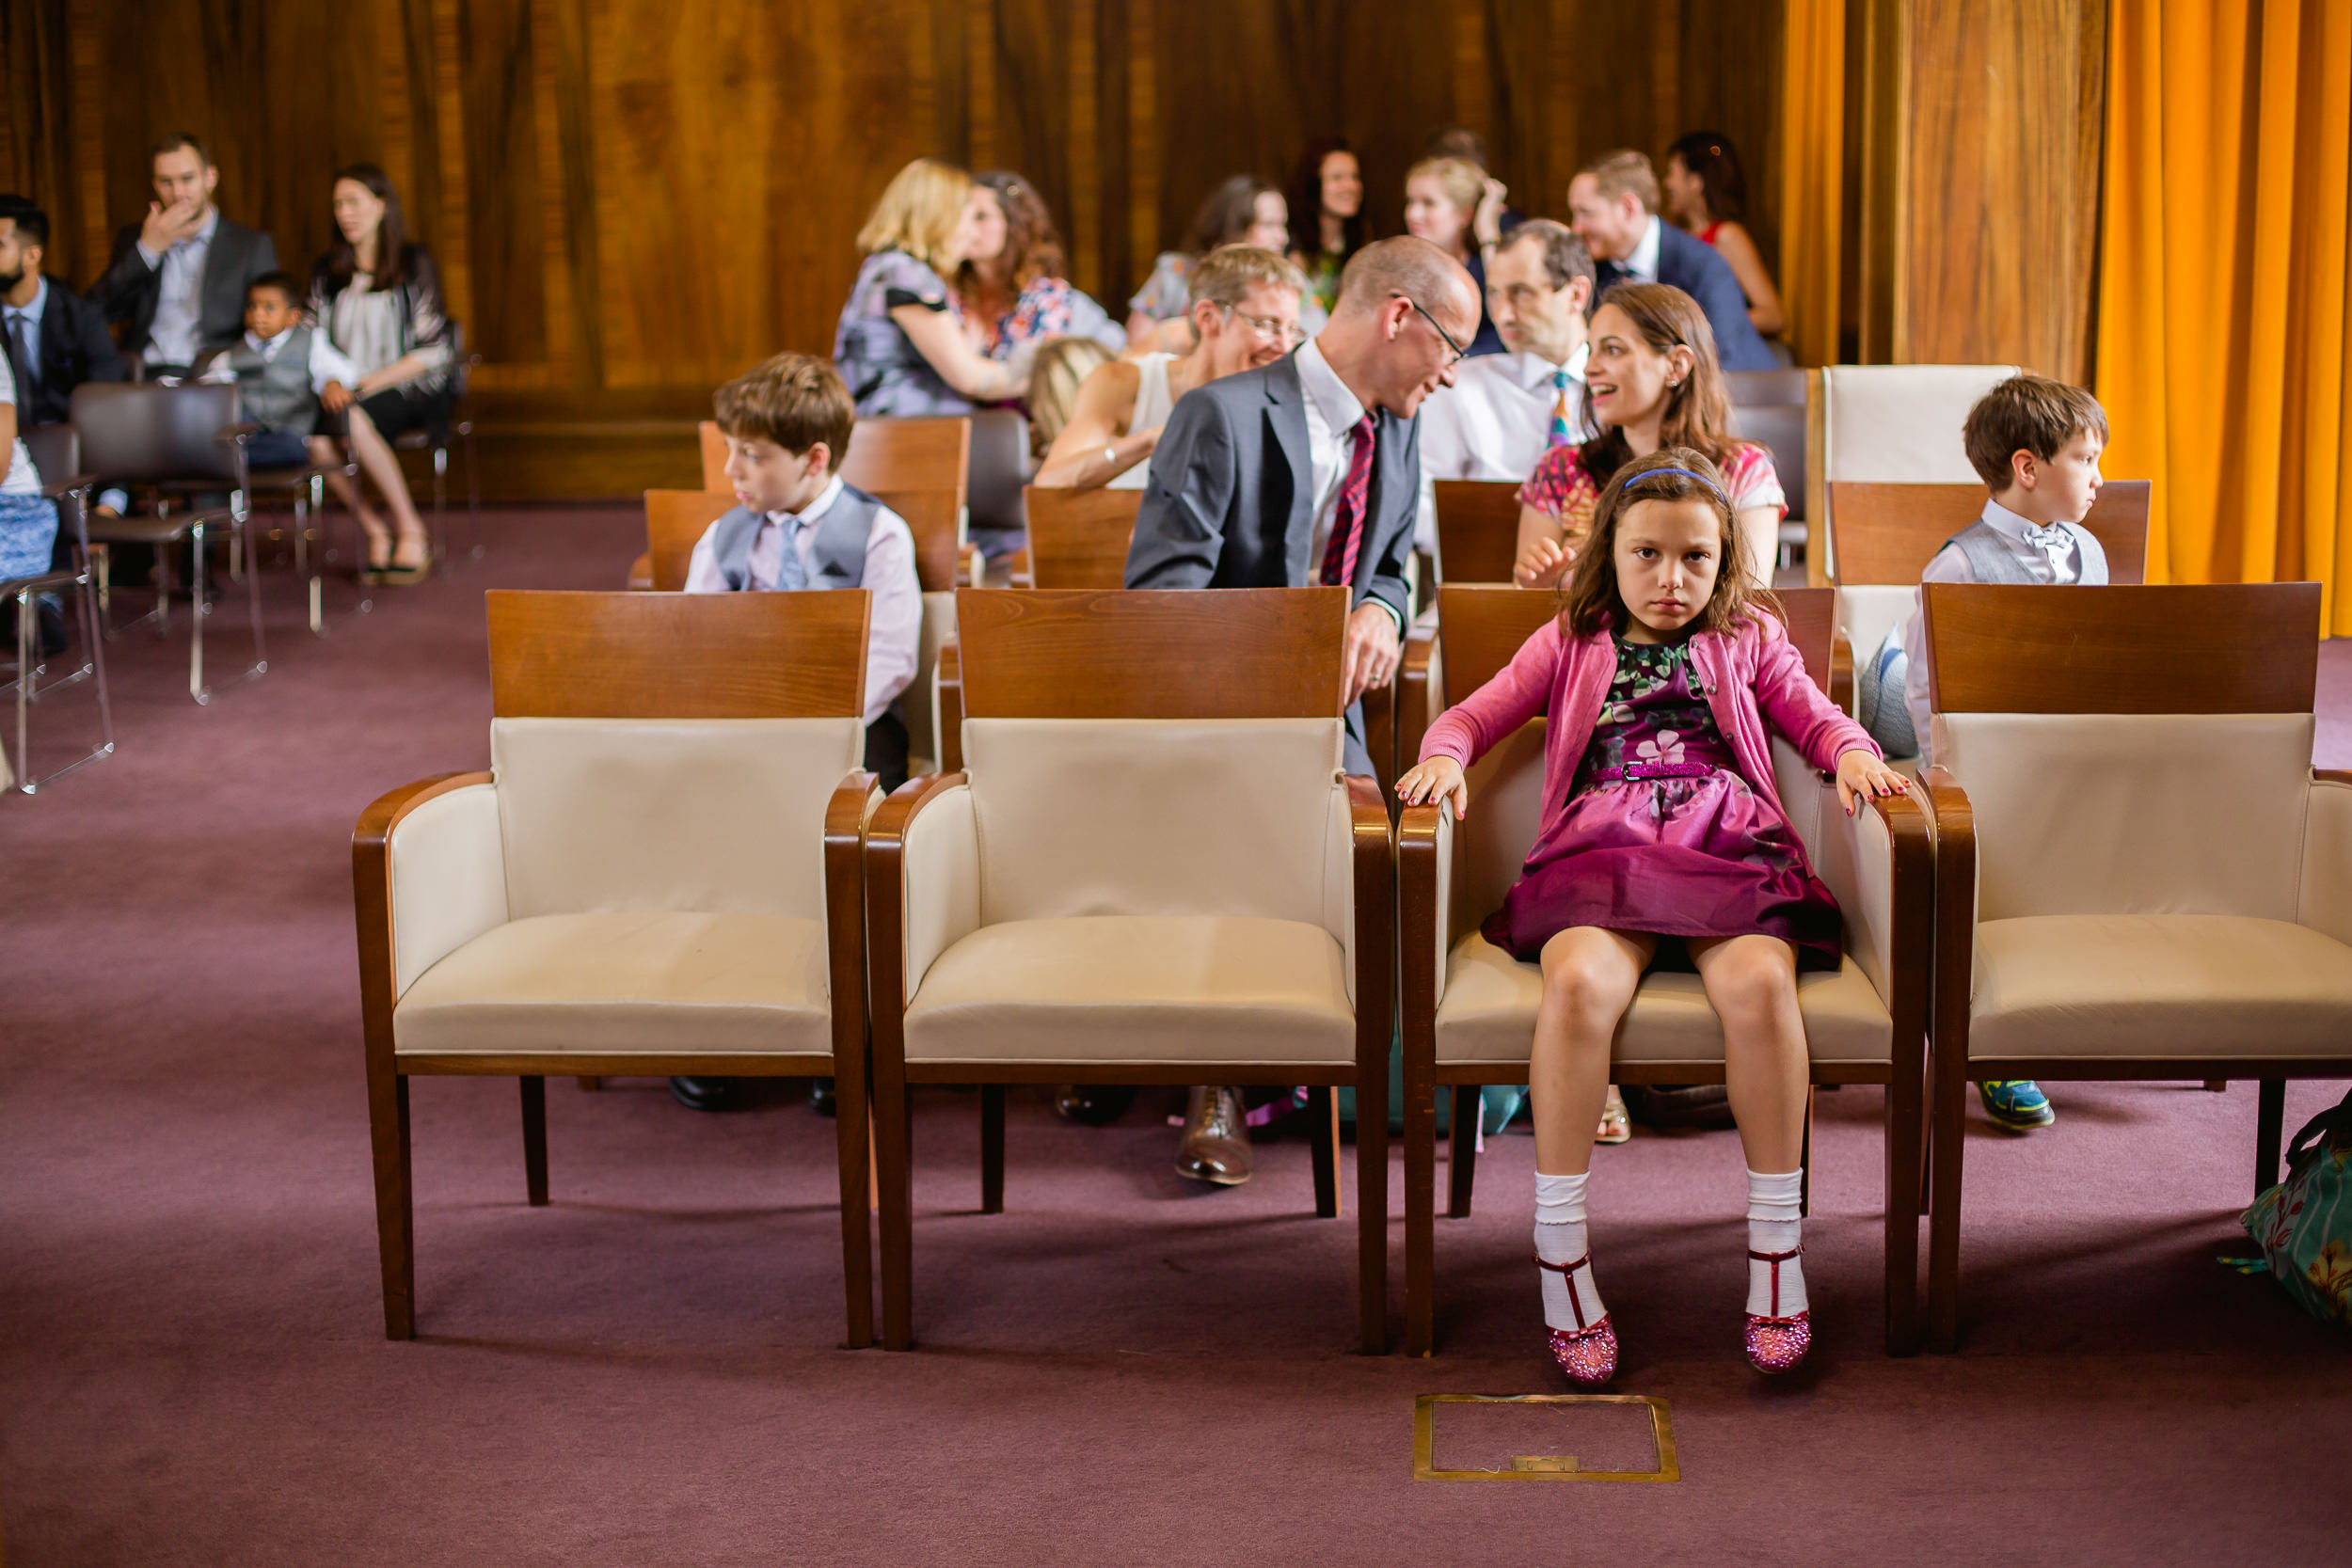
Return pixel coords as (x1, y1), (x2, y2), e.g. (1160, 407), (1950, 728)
(1967, 914), (2352, 1060)
(1435, 934), (1895, 1069)
(903, 913), (1354, 1066)
(393, 911), (832, 1056)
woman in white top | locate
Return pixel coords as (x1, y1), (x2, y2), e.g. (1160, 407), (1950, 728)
(1035, 245), (1308, 491)
(0, 350), (57, 582)
(307, 164), (450, 583)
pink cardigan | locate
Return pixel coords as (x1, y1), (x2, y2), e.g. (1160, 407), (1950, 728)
(1421, 611), (1879, 861)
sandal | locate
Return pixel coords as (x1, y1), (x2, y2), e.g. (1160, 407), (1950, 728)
(1535, 1252), (1617, 1386)
(1597, 1087), (1630, 1145)
(1743, 1244), (1811, 1373)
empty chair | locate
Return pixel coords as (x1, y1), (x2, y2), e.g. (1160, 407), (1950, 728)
(865, 587), (1395, 1352)
(1398, 583), (1931, 1356)
(1431, 480), (1524, 584)
(353, 589), (883, 1343)
(71, 382), (266, 704)
(1917, 581), (2352, 1351)
(1807, 365), (2018, 586)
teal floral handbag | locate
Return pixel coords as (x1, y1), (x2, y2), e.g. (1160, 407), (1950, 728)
(2240, 1088), (2352, 1330)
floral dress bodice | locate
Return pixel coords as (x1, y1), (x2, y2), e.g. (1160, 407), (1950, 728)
(1568, 635), (1740, 798)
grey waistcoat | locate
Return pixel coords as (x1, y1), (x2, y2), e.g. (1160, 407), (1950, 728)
(225, 326), (320, 434)
(705, 484), (885, 591)
(1943, 517), (2108, 585)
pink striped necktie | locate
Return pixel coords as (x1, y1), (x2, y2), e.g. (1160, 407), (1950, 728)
(1318, 413), (1377, 588)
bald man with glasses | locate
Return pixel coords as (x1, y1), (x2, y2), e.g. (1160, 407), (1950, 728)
(1123, 235), (1478, 1187)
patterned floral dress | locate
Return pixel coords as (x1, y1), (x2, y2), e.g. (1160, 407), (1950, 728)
(1483, 632), (1842, 971)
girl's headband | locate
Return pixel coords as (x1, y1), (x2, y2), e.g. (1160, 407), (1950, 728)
(1629, 467), (1730, 502)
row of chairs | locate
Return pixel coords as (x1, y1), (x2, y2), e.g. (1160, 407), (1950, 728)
(353, 578), (2352, 1357)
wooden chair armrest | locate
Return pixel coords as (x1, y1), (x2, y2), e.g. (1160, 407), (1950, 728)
(1918, 761), (1977, 1063)
(1397, 800), (1453, 1019)
(959, 540), (984, 588)
(1347, 772), (1394, 1052)
(1862, 784), (1934, 1053)
(352, 771), (498, 1057)
(865, 771), (972, 1024)
(935, 637), (963, 774)
(2318, 769), (2352, 786)
(1830, 629), (1854, 712)
(625, 550), (653, 592)
(1397, 621), (1438, 778)
(824, 768), (882, 1058)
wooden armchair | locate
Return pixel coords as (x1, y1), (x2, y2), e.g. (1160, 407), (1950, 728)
(1021, 484), (1139, 589)
(1432, 480), (1524, 585)
(1917, 581), (2352, 1350)
(353, 589), (882, 1343)
(1398, 584), (1932, 1356)
(865, 588), (1395, 1352)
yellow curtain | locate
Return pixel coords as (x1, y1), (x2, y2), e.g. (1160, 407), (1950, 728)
(1778, 0), (1846, 368)
(2095, 0), (2352, 629)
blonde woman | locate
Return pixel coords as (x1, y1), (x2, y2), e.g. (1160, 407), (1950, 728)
(834, 158), (1031, 415)
(1403, 154), (1507, 356)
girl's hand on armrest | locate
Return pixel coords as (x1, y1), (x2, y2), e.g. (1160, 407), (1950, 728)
(1397, 755), (1470, 819)
(1835, 748), (1909, 817)
(1513, 534), (1571, 590)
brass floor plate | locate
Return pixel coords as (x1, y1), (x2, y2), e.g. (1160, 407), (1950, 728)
(1413, 1394), (1679, 1481)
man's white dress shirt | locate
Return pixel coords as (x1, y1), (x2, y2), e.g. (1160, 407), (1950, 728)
(1412, 342), (1589, 551)
(136, 208), (220, 368)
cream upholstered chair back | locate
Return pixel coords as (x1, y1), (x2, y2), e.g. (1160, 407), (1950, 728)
(484, 591), (871, 923)
(1811, 364), (2018, 584)
(1923, 582), (2323, 923)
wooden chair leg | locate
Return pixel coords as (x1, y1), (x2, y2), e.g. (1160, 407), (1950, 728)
(1446, 1085), (1478, 1217)
(1926, 1051), (1969, 1354)
(979, 1085), (1005, 1214)
(366, 1063), (416, 1339)
(519, 1076), (548, 1207)
(1356, 1062), (1390, 1354)
(875, 1074), (915, 1351)
(1404, 1058), (1438, 1357)
(1307, 1085), (1340, 1218)
(575, 1076), (602, 1091)
(834, 1046), (875, 1349)
(2255, 1078), (2286, 1197)
(1883, 1067), (1924, 1356)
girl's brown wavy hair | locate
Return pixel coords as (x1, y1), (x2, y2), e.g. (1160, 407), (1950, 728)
(1558, 446), (1777, 639)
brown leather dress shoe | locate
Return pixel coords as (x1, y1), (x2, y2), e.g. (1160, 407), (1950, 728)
(1175, 1085), (1252, 1185)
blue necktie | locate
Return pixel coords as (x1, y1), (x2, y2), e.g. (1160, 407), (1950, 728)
(769, 515), (807, 592)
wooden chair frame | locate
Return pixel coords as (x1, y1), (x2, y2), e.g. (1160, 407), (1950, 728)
(864, 589), (1397, 1353)
(1395, 585), (1932, 1357)
(1021, 484), (1139, 589)
(353, 590), (882, 1345)
(1828, 480), (2153, 587)
(1916, 580), (2344, 1352)
(1431, 480), (1525, 585)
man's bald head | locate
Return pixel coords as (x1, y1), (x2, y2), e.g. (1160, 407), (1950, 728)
(1334, 235), (1480, 341)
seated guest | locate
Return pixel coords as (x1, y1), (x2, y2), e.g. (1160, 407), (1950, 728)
(309, 165), (450, 583)
(1025, 335), (1115, 458)
(1402, 156), (1507, 357)
(1035, 245), (1307, 490)
(0, 197), (126, 428)
(1879, 374), (2110, 1135)
(1514, 282), (1783, 590)
(1423, 127), (1527, 231)
(1567, 150), (1777, 373)
(1125, 236), (1479, 1183)
(675, 353), (924, 1117)
(88, 134), (278, 379)
(196, 273), (362, 468)
(1127, 175), (1289, 353)
(1663, 131), (1785, 338)
(835, 159), (1030, 417)
(1415, 219), (1596, 553)
(1288, 139), (1368, 332)
(955, 172), (1125, 373)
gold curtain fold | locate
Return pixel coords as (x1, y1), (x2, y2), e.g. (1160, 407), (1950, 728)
(1778, 0), (1846, 368)
(2094, 0), (2352, 629)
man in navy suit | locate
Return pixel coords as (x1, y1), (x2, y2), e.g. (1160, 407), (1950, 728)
(1567, 150), (1777, 372)
(0, 198), (125, 428)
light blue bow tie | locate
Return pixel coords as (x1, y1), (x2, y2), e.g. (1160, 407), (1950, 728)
(2022, 522), (2073, 552)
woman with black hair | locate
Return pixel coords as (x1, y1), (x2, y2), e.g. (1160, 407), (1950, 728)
(1288, 139), (1367, 331)
(1662, 131), (1784, 338)
(1124, 174), (1288, 352)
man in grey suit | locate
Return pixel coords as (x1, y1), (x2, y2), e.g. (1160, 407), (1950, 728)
(88, 133), (278, 378)
(1124, 234), (1480, 1186)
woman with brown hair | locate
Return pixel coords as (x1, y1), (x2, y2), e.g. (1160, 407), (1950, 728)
(1663, 131), (1785, 338)
(1125, 174), (1289, 352)
(308, 163), (447, 581)
(955, 171), (1124, 371)
(1288, 138), (1367, 328)
(1512, 281), (1785, 590)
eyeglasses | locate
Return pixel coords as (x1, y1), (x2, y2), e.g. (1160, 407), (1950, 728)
(1393, 293), (1467, 367)
(1222, 305), (1305, 346)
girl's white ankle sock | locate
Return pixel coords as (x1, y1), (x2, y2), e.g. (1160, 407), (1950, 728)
(1534, 1170), (1607, 1330)
(1745, 1167), (1808, 1318)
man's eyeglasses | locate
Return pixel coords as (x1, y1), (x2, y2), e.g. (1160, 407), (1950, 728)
(1393, 293), (1467, 367)
(1222, 304), (1304, 346)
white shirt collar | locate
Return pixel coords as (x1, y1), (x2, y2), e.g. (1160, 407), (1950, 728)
(7, 277), (47, 319)
(1626, 214), (1662, 282)
(1513, 341), (1588, 388)
(173, 209), (222, 252)
(246, 325), (293, 354)
(1294, 336), (1366, 435)
(766, 473), (845, 529)
(1980, 496), (2066, 540)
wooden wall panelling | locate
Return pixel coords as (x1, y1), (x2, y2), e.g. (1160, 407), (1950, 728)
(457, 0), (547, 372)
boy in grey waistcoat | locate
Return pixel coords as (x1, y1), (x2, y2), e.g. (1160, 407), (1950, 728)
(197, 272), (358, 469)
(1886, 372), (2110, 1133)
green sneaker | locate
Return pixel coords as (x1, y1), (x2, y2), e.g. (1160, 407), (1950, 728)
(1977, 1079), (2055, 1131)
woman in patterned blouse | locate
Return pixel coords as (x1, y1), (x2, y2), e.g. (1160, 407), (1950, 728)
(953, 172), (1124, 387)
(1514, 281), (1785, 591)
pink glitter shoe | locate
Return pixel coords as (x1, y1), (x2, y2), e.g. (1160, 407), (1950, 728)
(1535, 1252), (1617, 1386)
(1744, 1244), (1812, 1374)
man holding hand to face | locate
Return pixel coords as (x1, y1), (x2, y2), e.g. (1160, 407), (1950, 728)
(89, 133), (278, 379)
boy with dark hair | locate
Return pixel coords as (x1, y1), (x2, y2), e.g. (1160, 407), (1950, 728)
(674, 352), (922, 1117)
(198, 272), (360, 468)
(1884, 372), (2111, 1132)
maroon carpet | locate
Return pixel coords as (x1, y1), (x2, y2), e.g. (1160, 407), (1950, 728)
(3, 509), (2348, 1566)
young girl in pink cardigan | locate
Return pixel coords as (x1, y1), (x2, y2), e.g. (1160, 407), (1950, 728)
(1396, 448), (1908, 1384)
